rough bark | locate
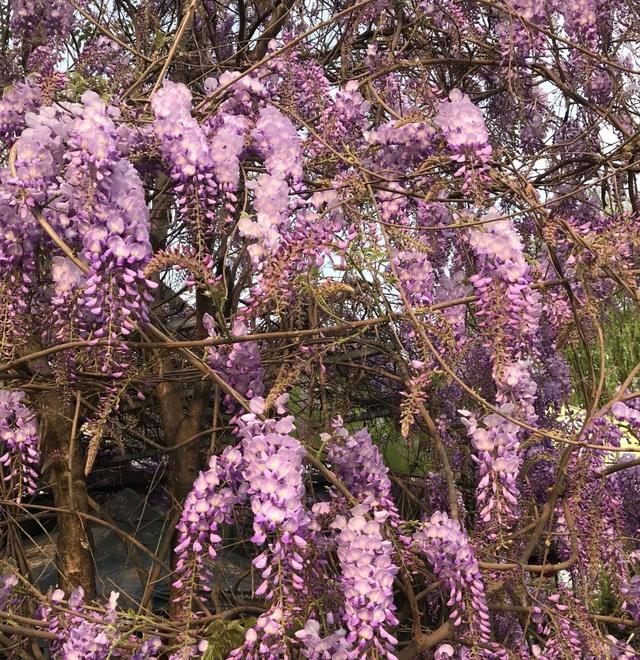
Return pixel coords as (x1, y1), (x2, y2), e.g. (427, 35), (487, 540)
(40, 390), (96, 598)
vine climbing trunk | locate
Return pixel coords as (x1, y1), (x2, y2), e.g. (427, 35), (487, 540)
(156, 362), (212, 618)
(40, 390), (96, 599)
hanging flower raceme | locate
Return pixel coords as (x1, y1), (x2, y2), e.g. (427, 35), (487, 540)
(621, 573), (640, 623)
(45, 588), (119, 659)
(238, 400), (307, 552)
(64, 92), (154, 360)
(167, 638), (209, 660)
(324, 419), (399, 521)
(251, 105), (303, 183)
(495, 359), (538, 425)
(238, 173), (290, 264)
(316, 421), (401, 658)
(366, 118), (435, 171)
(553, 0), (604, 46)
(229, 398), (310, 659)
(1, 91), (155, 372)
(317, 81), (370, 153)
(247, 202), (346, 313)
(207, 110), (251, 214)
(555, 416), (631, 594)
(295, 618), (353, 659)
(467, 214), (541, 362)
(611, 454), (640, 547)
(434, 89), (492, 183)
(413, 512), (494, 649)
(204, 314), (265, 414)
(0, 390), (39, 501)
(173, 446), (246, 599)
(465, 215), (541, 528)
(40, 587), (163, 659)
(201, 71), (265, 193)
(268, 49), (331, 121)
(330, 506), (399, 659)
(151, 80), (219, 245)
(0, 573), (18, 610)
(496, 0), (547, 61)
(461, 407), (522, 533)
(391, 245), (434, 309)
(0, 88), (61, 360)
(531, 590), (635, 658)
(10, 0), (74, 43)
(238, 105), (303, 264)
(77, 37), (129, 80)
(0, 76), (42, 144)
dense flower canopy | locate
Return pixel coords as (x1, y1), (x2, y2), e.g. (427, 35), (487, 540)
(0, 0), (639, 657)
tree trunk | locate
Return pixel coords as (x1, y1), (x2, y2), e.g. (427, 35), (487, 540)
(40, 390), (96, 599)
(156, 369), (211, 618)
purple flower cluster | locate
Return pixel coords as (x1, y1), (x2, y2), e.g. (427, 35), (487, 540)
(0, 573), (18, 609)
(77, 166), (154, 333)
(554, 0), (603, 45)
(207, 112), (250, 207)
(238, 403), (307, 550)
(0, 390), (39, 501)
(536, 336), (571, 419)
(173, 447), (246, 597)
(413, 512), (491, 642)
(496, 0), (547, 60)
(324, 419), (398, 519)
(167, 638), (208, 660)
(295, 618), (352, 659)
(247, 204), (346, 311)
(202, 72), (269, 217)
(552, 417), (630, 583)
(0, 192), (36, 359)
(239, 174), (290, 263)
(392, 246), (434, 308)
(435, 270), (470, 347)
(238, 105), (302, 264)
(11, 106), (63, 193)
(10, 0), (74, 42)
(67, 93), (154, 344)
(332, 506), (399, 658)
(461, 407), (522, 529)
(268, 50), (330, 121)
(252, 105), (303, 182)
(621, 573), (640, 623)
(494, 359), (538, 425)
(204, 314), (264, 413)
(367, 119), (435, 169)
(530, 590), (621, 658)
(465, 216), (543, 523)
(376, 183), (408, 225)
(399, 361), (432, 439)
(46, 588), (119, 659)
(151, 81), (219, 237)
(611, 456), (640, 547)
(0, 76), (42, 144)
(4, 91), (155, 372)
(151, 82), (212, 181)
(42, 587), (162, 659)
(611, 400), (640, 432)
(230, 400), (310, 658)
(467, 215), (541, 360)
(320, 81), (370, 148)
(325, 80), (371, 142)
(77, 37), (128, 79)
(435, 89), (492, 179)
(205, 71), (267, 105)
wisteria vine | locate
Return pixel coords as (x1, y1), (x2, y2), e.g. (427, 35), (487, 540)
(0, 0), (639, 658)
